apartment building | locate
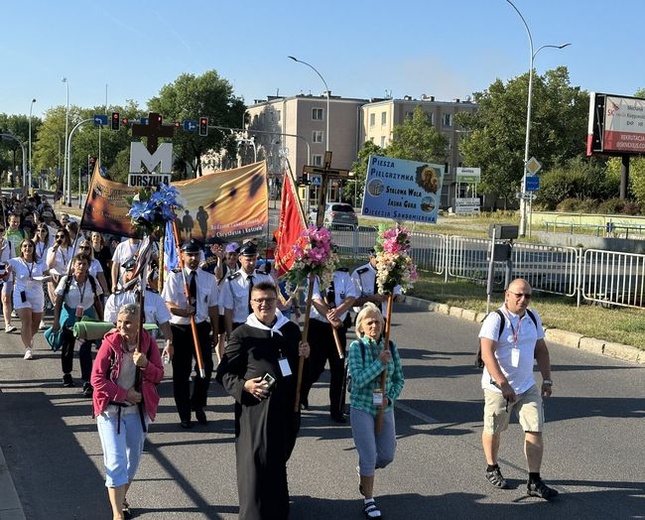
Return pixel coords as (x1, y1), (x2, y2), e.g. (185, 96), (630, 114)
(246, 93), (476, 209)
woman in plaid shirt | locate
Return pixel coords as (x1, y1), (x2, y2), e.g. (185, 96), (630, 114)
(348, 303), (404, 519)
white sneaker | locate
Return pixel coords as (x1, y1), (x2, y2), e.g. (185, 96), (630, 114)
(23, 349), (33, 360)
(5, 325), (17, 334)
(11, 310), (17, 318)
(39, 320), (47, 330)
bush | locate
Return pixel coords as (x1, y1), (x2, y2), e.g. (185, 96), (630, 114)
(597, 198), (625, 215)
(556, 198), (583, 212)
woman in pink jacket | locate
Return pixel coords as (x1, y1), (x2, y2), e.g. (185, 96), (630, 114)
(91, 303), (163, 520)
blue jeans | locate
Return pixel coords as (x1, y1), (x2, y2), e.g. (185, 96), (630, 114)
(350, 407), (397, 477)
(96, 407), (147, 487)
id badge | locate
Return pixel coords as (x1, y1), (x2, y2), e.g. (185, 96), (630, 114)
(511, 347), (520, 368)
(278, 357), (292, 377)
(373, 391), (383, 406)
(76, 305), (84, 318)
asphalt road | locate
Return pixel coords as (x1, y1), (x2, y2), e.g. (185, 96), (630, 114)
(1, 303), (644, 519)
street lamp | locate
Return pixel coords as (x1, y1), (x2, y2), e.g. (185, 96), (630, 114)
(62, 77), (70, 206)
(505, 0), (570, 236)
(28, 98), (36, 192)
(288, 55), (330, 152)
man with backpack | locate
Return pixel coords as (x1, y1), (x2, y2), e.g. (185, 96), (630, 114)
(478, 278), (558, 500)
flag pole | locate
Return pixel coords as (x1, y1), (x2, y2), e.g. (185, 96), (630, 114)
(294, 273), (315, 412)
(171, 219), (206, 378)
(375, 292), (394, 434)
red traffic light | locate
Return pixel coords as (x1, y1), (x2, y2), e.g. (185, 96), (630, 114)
(199, 117), (209, 136)
(111, 112), (120, 130)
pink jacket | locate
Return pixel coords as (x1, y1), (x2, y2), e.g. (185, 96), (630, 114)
(91, 329), (164, 421)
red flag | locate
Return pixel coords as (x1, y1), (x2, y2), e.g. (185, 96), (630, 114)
(274, 168), (307, 278)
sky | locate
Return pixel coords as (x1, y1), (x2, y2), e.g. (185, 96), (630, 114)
(2, 0), (644, 119)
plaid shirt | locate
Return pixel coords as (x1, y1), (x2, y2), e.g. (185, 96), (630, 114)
(348, 336), (404, 416)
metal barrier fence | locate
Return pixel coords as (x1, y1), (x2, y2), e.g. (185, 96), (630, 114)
(265, 216), (645, 309)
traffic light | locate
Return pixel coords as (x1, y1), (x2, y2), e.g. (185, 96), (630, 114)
(111, 112), (120, 130)
(199, 117), (209, 136)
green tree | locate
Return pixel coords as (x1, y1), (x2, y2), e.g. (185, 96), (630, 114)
(456, 66), (588, 207)
(346, 141), (385, 208)
(0, 114), (31, 185)
(147, 70), (246, 178)
(386, 106), (448, 163)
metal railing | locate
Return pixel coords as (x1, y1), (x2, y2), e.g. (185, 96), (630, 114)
(266, 216), (645, 309)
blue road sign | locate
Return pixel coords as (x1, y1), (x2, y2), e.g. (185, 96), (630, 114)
(139, 117), (149, 125)
(93, 114), (108, 126)
(525, 176), (540, 192)
(183, 120), (198, 132)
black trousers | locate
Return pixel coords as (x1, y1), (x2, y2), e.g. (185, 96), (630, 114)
(170, 321), (214, 422)
(61, 332), (93, 383)
(300, 318), (347, 416)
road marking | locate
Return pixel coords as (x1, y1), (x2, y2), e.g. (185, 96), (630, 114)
(396, 402), (439, 424)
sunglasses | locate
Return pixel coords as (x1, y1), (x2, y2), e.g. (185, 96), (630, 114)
(79, 245), (91, 250)
(55, 235), (65, 238)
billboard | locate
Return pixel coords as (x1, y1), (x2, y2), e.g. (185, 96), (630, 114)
(587, 92), (645, 155)
(361, 155), (444, 224)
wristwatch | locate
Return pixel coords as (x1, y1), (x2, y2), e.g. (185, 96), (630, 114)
(542, 379), (553, 386)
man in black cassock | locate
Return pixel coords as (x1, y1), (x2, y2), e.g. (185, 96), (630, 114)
(217, 281), (310, 520)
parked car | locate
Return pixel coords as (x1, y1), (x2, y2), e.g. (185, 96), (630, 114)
(308, 202), (358, 228)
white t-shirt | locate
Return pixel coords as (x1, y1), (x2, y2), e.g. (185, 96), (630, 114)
(478, 306), (544, 394)
(55, 274), (103, 311)
(8, 257), (46, 293)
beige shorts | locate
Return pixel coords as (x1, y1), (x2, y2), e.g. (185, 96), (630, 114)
(483, 384), (544, 435)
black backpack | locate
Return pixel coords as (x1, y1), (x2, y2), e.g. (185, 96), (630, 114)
(475, 309), (537, 369)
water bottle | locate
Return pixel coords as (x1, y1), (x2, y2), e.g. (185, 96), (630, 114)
(163, 353), (170, 365)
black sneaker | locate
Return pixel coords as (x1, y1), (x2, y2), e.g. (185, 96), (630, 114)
(527, 479), (559, 500)
(485, 467), (509, 489)
(62, 374), (75, 387)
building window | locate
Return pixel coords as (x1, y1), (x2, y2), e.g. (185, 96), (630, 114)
(276, 110), (281, 122)
(381, 112), (387, 125)
(442, 113), (452, 127)
(312, 154), (323, 166)
(404, 111), (414, 120)
(312, 130), (324, 143)
(312, 108), (324, 121)
(380, 136), (387, 148)
(428, 112), (434, 125)
(369, 113), (376, 127)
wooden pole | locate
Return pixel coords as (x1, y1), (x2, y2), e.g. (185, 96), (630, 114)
(170, 219), (206, 378)
(375, 292), (394, 434)
(294, 274), (315, 412)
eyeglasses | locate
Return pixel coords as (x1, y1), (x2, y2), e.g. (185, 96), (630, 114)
(251, 297), (276, 305)
(79, 245), (91, 250)
(508, 291), (532, 300)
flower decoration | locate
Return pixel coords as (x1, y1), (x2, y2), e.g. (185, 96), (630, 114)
(374, 223), (418, 294)
(126, 183), (184, 237)
(283, 225), (339, 290)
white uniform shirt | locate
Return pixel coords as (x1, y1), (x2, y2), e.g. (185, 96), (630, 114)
(161, 268), (219, 325)
(219, 268), (274, 324)
(350, 261), (402, 314)
(46, 245), (74, 276)
(104, 289), (171, 325)
(478, 306), (544, 394)
(309, 270), (359, 323)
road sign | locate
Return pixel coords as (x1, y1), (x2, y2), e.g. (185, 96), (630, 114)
(526, 156), (542, 175)
(310, 174), (322, 187)
(128, 173), (171, 187)
(183, 120), (197, 132)
(139, 117), (149, 125)
(93, 115), (108, 126)
(525, 176), (540, 192)
(456, 167), (481, 183)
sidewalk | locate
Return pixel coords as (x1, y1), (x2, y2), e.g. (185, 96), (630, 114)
(0, 447), (25, 520)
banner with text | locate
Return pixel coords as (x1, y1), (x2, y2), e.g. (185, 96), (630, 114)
(81, 161), (269, 241)
(361, 155), (444, 224)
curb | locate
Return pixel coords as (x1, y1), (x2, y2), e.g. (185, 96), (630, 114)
(402, 296), (645, 365)
(0, 444), (26, 520)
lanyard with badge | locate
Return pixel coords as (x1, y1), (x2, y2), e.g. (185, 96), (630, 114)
(277, 345), (292, 377)
(503, 309), (522, 367)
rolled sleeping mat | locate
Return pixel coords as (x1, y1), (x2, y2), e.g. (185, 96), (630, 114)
(73, 320), (158, 340)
